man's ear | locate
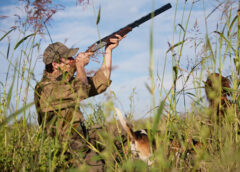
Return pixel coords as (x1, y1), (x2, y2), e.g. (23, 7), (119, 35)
(52, 61), (59, 70)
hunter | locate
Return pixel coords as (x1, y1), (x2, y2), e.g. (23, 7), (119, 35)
(34, 34), (125, 170)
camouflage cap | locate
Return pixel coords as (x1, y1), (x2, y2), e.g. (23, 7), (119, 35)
(43, 42), (79, 65)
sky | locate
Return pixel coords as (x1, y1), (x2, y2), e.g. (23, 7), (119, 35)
(0, 0), (236, 121)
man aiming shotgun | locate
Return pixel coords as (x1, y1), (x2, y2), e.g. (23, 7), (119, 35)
(34, 35), (125, 170)
(34, 3), (171, 170)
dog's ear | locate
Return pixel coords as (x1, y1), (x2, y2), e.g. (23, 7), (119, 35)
(114, 107), (136, 140)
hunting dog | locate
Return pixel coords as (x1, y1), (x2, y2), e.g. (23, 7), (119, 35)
(204, 73), (232, 119)
(113, 73), (236, 165)
(114, 108), (202, 166)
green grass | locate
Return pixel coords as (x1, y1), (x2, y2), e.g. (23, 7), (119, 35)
(0, 0), (240, 171)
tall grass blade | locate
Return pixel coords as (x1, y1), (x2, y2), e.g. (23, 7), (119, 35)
(14, 33), (36, 50)
(145, 83), (153, 94)
(0, 102), (34, 128)
(6, 42), (10, 59)
(214, 31), (236, 52)
(96, 5), (101, 25)
(206, 2), (224, 19)
(228, 15), (237, 37)
(152, 99), (165, 135)
(0, 27), (15, 41)
(166, 40), (185, 53)
(152, 88), (171, 136)
(6, 69), (16, 109)
(185, 92), (196, 97)
(206, 35), (215, 61)
(178, 24), (185, 32)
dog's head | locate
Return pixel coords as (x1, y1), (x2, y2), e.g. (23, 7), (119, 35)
(114, 108), (153, 165)
(205, 73), (231, 105)
(129, 129), (153, 165)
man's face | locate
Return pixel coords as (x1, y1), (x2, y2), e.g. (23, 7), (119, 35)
(53, 57), (76, 74)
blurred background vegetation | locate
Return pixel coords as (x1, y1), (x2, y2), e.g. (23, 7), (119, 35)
(0, 0), (239, 171)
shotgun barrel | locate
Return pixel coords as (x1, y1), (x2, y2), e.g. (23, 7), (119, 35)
(86, 3), (172, 52)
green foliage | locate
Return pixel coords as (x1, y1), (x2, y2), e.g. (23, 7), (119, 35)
(96, 5), (101, 25)
(0, 0), (240, 171)
(14, 33), (36, 50)
(0, 27), (16, 42)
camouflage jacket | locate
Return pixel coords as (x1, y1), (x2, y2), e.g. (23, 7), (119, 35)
(34, 69), (111, 133)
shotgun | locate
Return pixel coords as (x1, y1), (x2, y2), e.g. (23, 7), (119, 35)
(86, 3), (172, 52)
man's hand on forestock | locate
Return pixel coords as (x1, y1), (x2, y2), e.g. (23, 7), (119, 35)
(105, 34), (126, 53)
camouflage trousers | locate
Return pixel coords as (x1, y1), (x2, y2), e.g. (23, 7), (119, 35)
(38, 111), (104, 171)
(68, 123), (127, 171)
(40, 112), (127, 171)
